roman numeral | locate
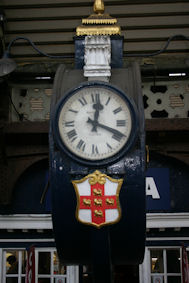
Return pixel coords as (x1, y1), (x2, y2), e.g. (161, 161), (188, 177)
(105, 97), (111, 105)
(112, 132), (124, 142)
(67, 129), (77, 140)
(65, 121), (74, 127)
(77, 139), (86, 151)
(113, 107), (122, 115)
(92, 144), (99, 155)
(91, 93), (100, 103)
(106, 143), (112, 149)
(78, 97), (87, 106)
(95, 93), (100, 102)
(117, 120), (126, 127)
(91, 93), (95, 103)
(69, 109), (78, 114)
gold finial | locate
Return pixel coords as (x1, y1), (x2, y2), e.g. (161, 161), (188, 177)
(76, 0), (121, 36)
(93, 0), (105, 15)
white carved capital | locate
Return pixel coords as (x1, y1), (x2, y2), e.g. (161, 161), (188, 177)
(84, 35), (111, 81)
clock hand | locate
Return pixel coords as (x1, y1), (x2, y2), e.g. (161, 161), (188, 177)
(92, 94), (104, 132)
(87, 117), (126, 139)
(92, 110), (99, 132)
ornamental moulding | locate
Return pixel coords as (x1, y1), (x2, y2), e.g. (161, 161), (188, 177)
(84, 35), (111, 80)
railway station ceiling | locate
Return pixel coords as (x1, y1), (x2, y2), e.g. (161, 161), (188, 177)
(0, 0), (188, 70)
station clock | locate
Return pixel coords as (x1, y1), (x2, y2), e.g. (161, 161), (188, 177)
(53, 81), (138, 166)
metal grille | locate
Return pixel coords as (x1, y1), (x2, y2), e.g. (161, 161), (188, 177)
(11, 84), (52, 121)
(10, 80), (189, 121)
(143, 80), (189, 119)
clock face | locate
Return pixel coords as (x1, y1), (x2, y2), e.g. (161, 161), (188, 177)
(55, 82), (138, 164)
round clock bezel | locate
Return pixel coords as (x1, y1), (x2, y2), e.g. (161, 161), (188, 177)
(53, 81), (139, 166)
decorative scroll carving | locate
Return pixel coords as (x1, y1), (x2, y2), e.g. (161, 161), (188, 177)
(88, 170), (106, 185)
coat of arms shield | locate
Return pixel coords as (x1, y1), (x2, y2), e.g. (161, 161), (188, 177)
(72, 170), (123, 228)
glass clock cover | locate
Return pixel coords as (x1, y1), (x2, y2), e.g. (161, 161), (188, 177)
(54, 82), (138, 164)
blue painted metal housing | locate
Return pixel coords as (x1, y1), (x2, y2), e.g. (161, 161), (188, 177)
(49, 63), (146, 265)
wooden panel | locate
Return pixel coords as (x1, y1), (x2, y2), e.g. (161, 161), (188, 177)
(5, 28), (189, 44)
(2, 0), (189, 8)
(4, 7), (91, 18)
(2, 0), (189, 60)
(5, 16), (189, 32)
(5, 32), (76, 43)
(6, 20), (80, 31)
(4, 3), (189, 19)
(123, 41), (189, 52)
(10, 44), (75, 55)
(123, 28), (189, 40)
(9, 40), (188, 57)
(3, 118), (189, 134)
(2, 0), (92, 4)
(4, 0), (189, 5)
(145, 118), (189, 131)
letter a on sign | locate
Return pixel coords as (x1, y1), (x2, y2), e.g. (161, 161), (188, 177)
(146, 168), (170, 211)
(146, 177), (160, 199)
(25, 246), (35, 283)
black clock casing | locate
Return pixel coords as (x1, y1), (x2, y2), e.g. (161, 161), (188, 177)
(52, 81), (139, 167)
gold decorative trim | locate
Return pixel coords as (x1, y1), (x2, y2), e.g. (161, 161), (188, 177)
(76, 25), (121, 36)
(146, 145), (150, 163)
(82, 19), (117, 25)
(82, 14), (117, 25)
(88, 170), (106, 185)
(72, 170), (123, 229)
(93, 0), (105, 14)
(76, 0), (121, 36)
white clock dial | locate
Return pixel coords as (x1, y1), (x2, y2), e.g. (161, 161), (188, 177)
(57, 86), (133, 161)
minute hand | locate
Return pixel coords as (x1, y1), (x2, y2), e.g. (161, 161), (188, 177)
(87, 117), (126, 138)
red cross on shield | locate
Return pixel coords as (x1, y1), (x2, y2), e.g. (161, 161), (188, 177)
(72, 170), (123, 228)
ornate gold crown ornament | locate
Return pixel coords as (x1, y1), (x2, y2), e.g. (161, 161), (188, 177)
(76, 0), (121, 36)
(93, 0), (105, 14)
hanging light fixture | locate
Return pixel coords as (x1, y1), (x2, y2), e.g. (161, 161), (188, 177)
(0, 51), (17, 77)
(0, 36), (72, 77)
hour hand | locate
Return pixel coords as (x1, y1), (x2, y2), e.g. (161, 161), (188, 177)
(92, 94), (104, 132)
(92, 110), (99, 132)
